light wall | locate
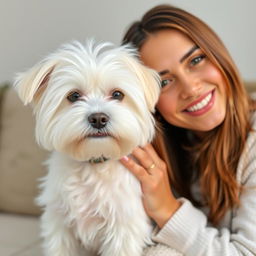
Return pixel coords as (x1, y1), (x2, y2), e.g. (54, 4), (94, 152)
(0, 0), (255, 83)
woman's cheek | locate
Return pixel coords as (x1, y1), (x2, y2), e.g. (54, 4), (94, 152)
(157, 93), (177, 117)
(202, 63), (223, 83)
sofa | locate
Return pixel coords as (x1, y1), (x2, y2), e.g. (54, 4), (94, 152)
(0, 84), (47, 256)
(0, 82), (255, 256)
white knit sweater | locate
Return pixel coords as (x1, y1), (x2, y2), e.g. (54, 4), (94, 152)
(144, 111), (256, 256)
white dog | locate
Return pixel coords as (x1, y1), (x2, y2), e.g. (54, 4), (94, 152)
(14, 40), (161, 256)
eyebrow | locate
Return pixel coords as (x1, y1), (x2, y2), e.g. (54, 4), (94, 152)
(180, 45), (199, 63)
(158, 45), (199, 76)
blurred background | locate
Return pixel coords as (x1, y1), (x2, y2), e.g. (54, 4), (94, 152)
(0, 0), (256, 83)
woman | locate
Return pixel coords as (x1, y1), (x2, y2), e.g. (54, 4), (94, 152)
(120, 4), (256, 255)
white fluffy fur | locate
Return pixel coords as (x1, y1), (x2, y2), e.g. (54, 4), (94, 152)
(14, 40), (160, 256)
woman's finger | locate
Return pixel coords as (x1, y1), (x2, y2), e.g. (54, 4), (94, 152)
(120, 155), (151, 181)
(143, 143), (166, 169)
(131, 147), (156, 174)
(132, 144), (167, 178)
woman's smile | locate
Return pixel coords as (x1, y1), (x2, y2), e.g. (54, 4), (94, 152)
(183, 89), (215, 116)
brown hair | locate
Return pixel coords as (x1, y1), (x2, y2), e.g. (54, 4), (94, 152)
(122, 4), (255, 225)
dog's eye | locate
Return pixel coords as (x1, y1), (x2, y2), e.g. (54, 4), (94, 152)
(67, 91), (81, 103)
(111, 90), (124, 101)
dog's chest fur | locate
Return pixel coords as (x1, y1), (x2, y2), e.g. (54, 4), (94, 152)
(39, 152), (152, 253)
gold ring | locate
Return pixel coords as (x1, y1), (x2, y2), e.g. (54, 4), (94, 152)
(146, 163), (156, 170)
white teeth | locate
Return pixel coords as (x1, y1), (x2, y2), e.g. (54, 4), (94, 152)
(187, 93), (212, 112)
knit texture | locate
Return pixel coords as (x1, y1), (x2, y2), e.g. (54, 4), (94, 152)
(143, 243), (182, 256)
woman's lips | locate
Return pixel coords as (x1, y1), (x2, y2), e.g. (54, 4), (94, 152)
(183, 89), (215, 116)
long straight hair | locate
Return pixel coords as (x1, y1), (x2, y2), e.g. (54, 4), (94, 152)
(123, 4), (255, 225)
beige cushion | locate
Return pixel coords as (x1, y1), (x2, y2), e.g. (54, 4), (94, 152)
(0, 86), (48, 216)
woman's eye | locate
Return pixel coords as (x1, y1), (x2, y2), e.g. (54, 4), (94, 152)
(67, 91), (81, 103)
(111, 90), (124, 101)
(190, 55), (206, 66)
(161, 79), (173, 88)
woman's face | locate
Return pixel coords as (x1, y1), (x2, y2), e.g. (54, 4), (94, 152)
(140, 29), (227, 132)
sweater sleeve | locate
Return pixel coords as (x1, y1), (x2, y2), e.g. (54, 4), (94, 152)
(152, 130), (256, 256)
(143, 243), (183, 256)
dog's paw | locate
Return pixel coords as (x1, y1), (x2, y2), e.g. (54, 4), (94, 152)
(143, 243), (183, 256)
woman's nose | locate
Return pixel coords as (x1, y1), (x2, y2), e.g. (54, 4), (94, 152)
(179, 74), (201, 99)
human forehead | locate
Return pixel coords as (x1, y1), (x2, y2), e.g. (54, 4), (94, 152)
(140, 29), (196, 71)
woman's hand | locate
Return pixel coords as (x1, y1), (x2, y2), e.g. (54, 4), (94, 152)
(120, 143), (181, 228)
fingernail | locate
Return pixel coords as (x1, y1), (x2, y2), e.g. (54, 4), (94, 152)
(121, 155), (129, 161)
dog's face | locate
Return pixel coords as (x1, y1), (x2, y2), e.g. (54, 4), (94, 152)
(14, 41), (160, 161)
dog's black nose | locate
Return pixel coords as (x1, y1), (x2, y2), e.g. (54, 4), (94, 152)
(88, 113), (109, 129)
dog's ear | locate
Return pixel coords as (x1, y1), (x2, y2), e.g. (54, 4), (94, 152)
(135, 63), (161, 112)
(122, 52), (161, 112)
(14, 58), (57, 105)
